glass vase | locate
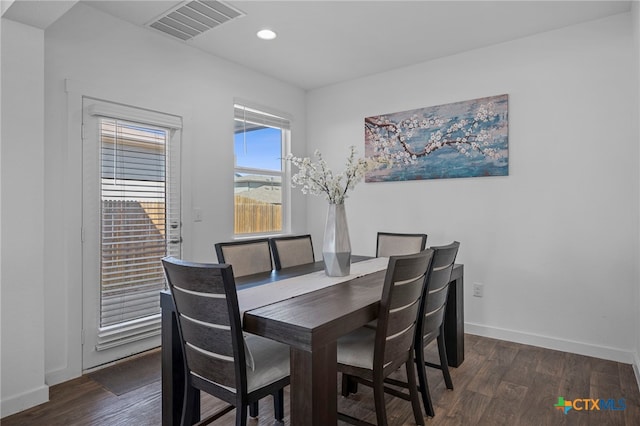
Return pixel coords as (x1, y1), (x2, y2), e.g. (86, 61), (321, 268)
(323, 203), (351, 276)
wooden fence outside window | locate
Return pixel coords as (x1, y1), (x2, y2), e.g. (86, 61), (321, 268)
(234, 195), (282, 234)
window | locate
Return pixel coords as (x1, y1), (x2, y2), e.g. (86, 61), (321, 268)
(99, 118), (179, 329)
(234, 103), (290, 235)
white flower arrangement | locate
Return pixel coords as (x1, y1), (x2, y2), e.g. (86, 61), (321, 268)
(286, 146), (377, 205)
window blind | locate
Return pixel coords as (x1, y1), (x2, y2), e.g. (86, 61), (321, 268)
(234, 103), (291, 130)
(95, 117), (181, 350)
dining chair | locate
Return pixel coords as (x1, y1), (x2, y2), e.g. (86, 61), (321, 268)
(161, 257), (290, 426)
(269, 234), (315, 270)
(357, 232), (427, 332)
(214, 238), (272, 277)
(336, 250), (434, 426)
(376, 232), (428, 257)
(384, 241), (460, 417)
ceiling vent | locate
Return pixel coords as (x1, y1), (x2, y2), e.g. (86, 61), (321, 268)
(147, 0), (244, 41)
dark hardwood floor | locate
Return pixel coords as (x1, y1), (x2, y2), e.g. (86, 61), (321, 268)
(4, 334), (640, 425)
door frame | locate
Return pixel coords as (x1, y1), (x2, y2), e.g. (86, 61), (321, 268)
(81, 97), (183, 369)
(52, 80), (192, 383)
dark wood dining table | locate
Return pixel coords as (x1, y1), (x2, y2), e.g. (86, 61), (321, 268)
(160, 257), (464, 426)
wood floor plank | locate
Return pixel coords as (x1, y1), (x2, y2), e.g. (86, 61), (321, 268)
(439, 389), (492, 425)
(535, 346), (566, 377)
(590, 370), (628, 426)
(592, 357), (623, 377)
(468, 334), (498, 358)
(464, 339), (521, 398)
(558, 352), (592, 397)
(3, 334), (640, 426)
(501, 346), (539, 387)
(516, 371), (564, 426)
(619, 364), (640, 397)
(476, 380), (528, 426)
(619, 364), (640, 425)
(488, 340), (520, 365)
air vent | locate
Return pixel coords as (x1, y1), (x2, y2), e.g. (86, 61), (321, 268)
(147, 0), (244, 41)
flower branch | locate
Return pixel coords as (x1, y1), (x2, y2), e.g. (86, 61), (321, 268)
(286, 146), (376, 205)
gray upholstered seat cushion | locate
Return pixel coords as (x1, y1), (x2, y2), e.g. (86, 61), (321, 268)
(337, 326), (376, 370)
(245, 334), (290, 392)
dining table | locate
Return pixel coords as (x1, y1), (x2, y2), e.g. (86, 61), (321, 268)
(160, 256), (464, 426)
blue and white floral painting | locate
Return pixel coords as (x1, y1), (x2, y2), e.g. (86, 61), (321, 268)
(365, 94), (508, 182)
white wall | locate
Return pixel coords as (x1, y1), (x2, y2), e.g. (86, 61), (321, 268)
(633, 1), (640, 380)
(307, 13), (638, 363)
(41, 3), (306, 386)
(1, 2), (637, 417)
(1, 19), (48, 417)
(0, 12), (3, 418)
(1, 1), (16, 16)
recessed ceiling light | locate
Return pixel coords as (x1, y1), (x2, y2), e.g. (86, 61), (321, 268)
(257, 29), (277, 40)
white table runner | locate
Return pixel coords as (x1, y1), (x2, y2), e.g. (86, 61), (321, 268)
(238, 256), (388, 370)
(238, 256), (389, 320)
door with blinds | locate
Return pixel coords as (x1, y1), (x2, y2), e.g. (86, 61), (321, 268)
(82, 98), (181, 369)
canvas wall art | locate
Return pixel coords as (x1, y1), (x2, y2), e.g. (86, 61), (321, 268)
(365, 94), (508, 182)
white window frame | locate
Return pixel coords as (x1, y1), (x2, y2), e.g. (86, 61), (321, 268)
(233, 101), (291, 237)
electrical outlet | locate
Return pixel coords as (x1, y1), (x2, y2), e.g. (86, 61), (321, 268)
(473, 282), (484, 297)
(193, 208), (203, 222)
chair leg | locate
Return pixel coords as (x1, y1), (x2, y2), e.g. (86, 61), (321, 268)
(341, 373), (350, 397)
(181, 384), (199, 426)
(341, 373), (358, 397)
(373, 374), (388, 426)
(273, 388), (284, 422)
(437, 331), (453, 390)
(249, 401), (258, 418)
(405, 360), (425, 426)
(235, 402), (248, 426)
(414, 341), (435, 417)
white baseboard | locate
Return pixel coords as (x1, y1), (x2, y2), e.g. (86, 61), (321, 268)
(466, 322), (634, 364)
(0, 384), (49, 419)
(45, 365), (81, 387)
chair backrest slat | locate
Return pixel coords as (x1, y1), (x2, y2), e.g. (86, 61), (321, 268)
(171, 287), (230, 327)
(376, 232), (428, 258)
(179, 315), (235, 359)
(270, 235), (315, 270)
(184, 344), (237, 388)
(162, 257), (245, 391)
(387, 275), (426, 312)
(384, 302), (421, 365)
(215, 239), (272, 277)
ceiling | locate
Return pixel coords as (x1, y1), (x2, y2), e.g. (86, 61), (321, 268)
(5, 1), (633, 90)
